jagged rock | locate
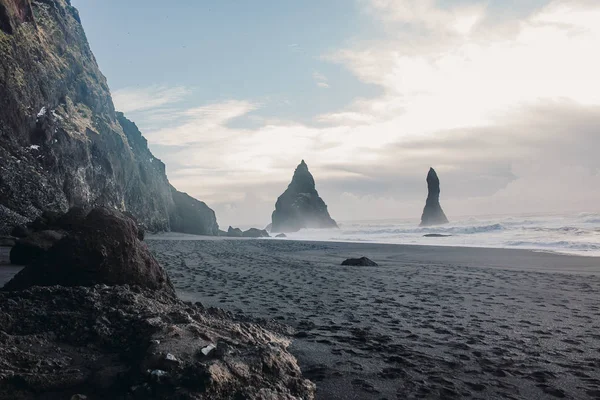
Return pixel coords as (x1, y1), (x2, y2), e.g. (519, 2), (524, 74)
(271, 160), (338, 233)
(3, 207), (174, 294)
(420, 168), (449, 226)
(218, 229), (228, 236)
(242, 228), (270, 238)
(227, 226), (243, 237)
(0, 0), (217, 236)
(265, 223), (273, 232)
(276, 233), (287, 238)
(9, 230), (64, 265)
(0, 285), (316, 399)
(341, 257), (378, 267)
(169, 186), (219, 236)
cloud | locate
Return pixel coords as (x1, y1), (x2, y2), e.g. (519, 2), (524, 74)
(143, 100), (259, 146)
(313, 71), (330, 89)
(112, 85), (191, 113)
(125, 0), (600, 226)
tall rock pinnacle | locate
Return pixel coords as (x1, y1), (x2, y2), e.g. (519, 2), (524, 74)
(420, 168), (449, 226)
(271, 160), (338, 233)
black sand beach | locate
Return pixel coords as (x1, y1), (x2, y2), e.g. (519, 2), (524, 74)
(143, 236), (600, 399)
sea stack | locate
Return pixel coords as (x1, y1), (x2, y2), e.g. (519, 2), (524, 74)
(420, 168), (449, 226)
(271, 160), (338, 233)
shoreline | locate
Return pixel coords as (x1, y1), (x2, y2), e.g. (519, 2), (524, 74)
(147, 237), (600, 399)
(147, 232), (600, 269)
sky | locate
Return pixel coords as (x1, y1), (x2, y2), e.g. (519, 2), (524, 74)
(71, 0), (600, 227)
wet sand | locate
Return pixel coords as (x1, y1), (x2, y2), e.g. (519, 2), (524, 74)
(146, 236), (600, 399)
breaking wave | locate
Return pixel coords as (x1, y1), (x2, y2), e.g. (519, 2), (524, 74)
(285, 213), (600, 257)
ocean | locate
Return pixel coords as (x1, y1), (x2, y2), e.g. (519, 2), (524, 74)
(280, 212), (600, 257)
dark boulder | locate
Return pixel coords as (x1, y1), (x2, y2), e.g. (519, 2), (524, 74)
(276, 233), (287, 238)
(423, 233), (452, 238)
(3, 207), (174, 294)
(242, 228), (270, 238)
(9, 230), (64, 265)
(124, 210), (145, 240)
(271, 160), (338, 233)
(227, 226), (243, 238)
(341, 257), (378, 267)
(420, 168), (449, 227)
(54, 206), (90, 231)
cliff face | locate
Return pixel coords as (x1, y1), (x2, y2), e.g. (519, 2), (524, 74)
(0, 0), (217, 234)
(420, 167), (449, 226)
(169, 186), (219, 236)
(271, 160), (338, 233)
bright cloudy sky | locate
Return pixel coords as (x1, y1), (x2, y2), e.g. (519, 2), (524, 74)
(72, 0), (600, 227)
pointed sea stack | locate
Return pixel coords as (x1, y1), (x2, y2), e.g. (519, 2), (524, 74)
(420, 168), (449, 226)
(271, 160), (338, 233)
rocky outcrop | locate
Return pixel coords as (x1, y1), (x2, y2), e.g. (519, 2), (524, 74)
(4, 207), (175, 294)
(227, 226), (243, 237)
(0, 0), (217, 236)
(0, 205), (315, 399)
(0, 285), (316, 399)
(9, 229), (63, 265)
(341, 257), (378, 267)
(420, 168), (449, 226)
(271, 160), (338, 233)
(242, 228), (270, 238)
(169, 186), (219, 236)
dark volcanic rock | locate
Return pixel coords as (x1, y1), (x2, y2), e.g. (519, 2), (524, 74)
(271, 160), (338, 233)
(169, 186), (219, 236)
(276, 233), (287, 238)
(242, 228), (270, 238)
(9, 229), (64, 265)
(0, 205), (28, 236)
(420, 168), (449, 227)
(341, 257), (378, 267)
(227, 226), (243, 237)
(0, 0), (217, 236)
(54, 205), (90, 230)
(3, 207), (174, 294)
(0, 206), (315, 398)
(0, 285), (316, 400)
(424, 233), (452, 238)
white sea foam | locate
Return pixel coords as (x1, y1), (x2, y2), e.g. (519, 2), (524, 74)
(282, 213), (600, 257)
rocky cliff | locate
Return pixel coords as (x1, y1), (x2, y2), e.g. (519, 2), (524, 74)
(271, 160), (338, 233)
(0, 0), (217, 235)
(420, 167), (449, 226)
